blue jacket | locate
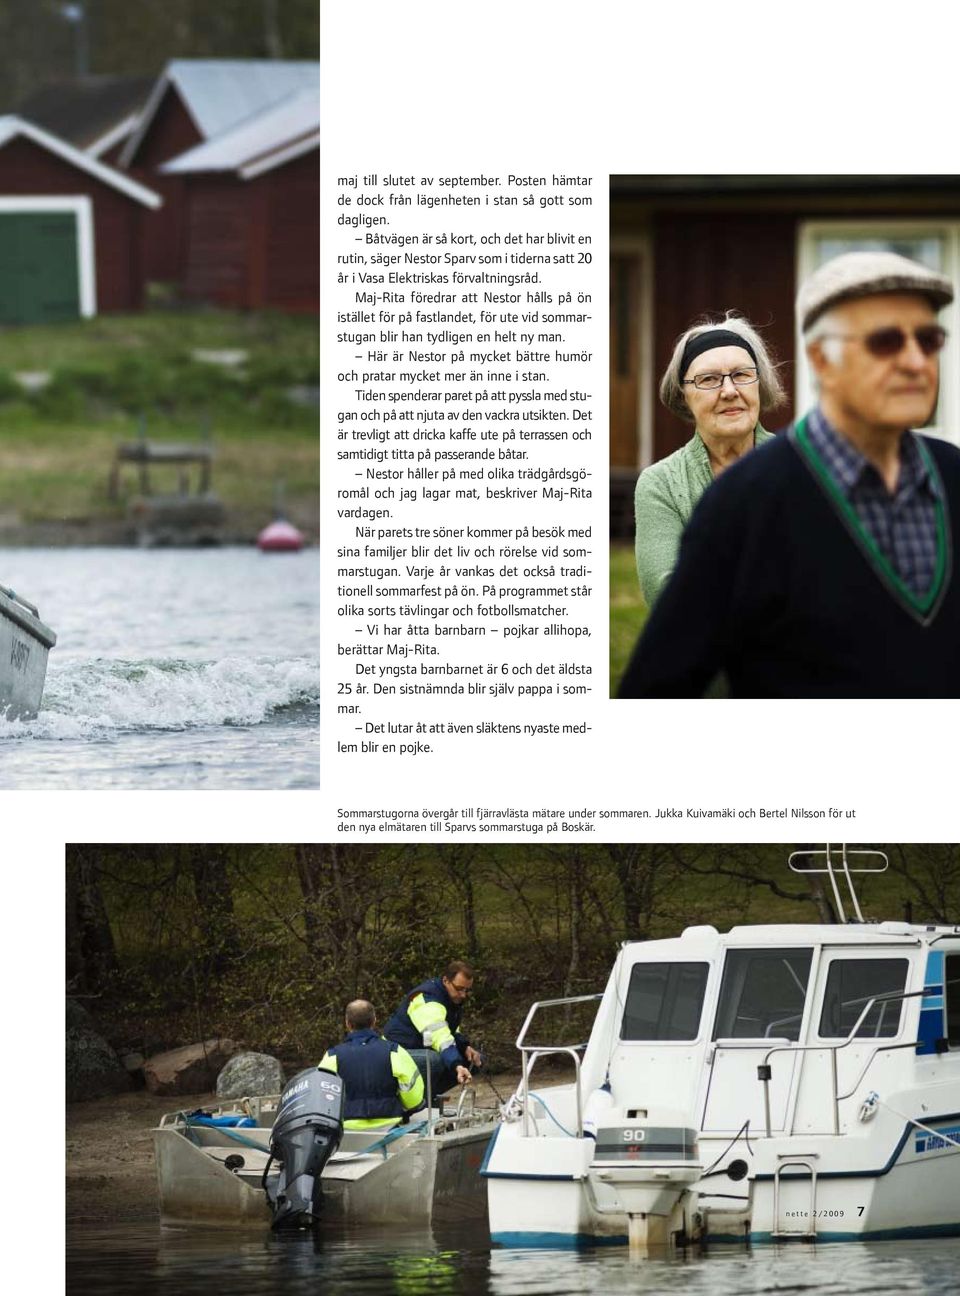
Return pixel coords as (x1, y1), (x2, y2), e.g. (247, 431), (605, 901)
(383, 977), (469, 1069)
(325, 1029), (406, 1121)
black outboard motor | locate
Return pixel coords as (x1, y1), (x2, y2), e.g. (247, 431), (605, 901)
(265, 1067), (345, 1229)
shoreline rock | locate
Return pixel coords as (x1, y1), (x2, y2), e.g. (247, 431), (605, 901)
(216, 1051), (284, 1099)
(144, 1038), (240, 1097)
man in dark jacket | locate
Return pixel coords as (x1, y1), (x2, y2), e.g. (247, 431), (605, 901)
(320, 999), (424, 1129)
(383, 960), (482, 1096)
(620, 250), (960, 698)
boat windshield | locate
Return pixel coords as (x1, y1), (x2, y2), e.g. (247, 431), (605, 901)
(620, 961), (709, 1041)
(713, 948), (813, 1041)
(818, 958), (908, 1039)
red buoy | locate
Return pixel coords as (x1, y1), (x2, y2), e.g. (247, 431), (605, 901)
(257, 519), (304, 552)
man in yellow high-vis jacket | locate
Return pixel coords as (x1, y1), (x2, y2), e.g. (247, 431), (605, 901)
(320, 999), (424, 1130)
(383, 960), (482, 1096)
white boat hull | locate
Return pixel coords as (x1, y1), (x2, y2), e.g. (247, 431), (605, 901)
(486, 1109), (960, 1246)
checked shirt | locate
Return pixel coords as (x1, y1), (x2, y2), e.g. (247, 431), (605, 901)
(806, 405), (940, 599)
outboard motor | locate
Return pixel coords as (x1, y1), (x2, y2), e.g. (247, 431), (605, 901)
(265, 1067), (345, 1229)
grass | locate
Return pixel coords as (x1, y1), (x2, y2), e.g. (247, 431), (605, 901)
(0, 309), (317, 372)
(0, 311), (318, 527)
(610, 541), (646, 693)
(0, 422), (317, 523)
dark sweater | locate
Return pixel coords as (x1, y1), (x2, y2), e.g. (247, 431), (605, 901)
(619, 429), (960, 698)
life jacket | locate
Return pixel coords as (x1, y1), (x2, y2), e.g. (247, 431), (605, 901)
(327, 1029), (404, 1120)
(383, 977), (463, 1050)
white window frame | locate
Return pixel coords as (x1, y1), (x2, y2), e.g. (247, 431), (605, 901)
(813, 952), (909, 1042)
(796, 219), (960, 446)
(0, 195), (97, 317)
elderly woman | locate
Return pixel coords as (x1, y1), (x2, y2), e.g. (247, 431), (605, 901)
(634, 314), (785, 607)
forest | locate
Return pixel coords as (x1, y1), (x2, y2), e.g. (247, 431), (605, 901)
(0, 0), (319, 109)
(66, 843), (960, 1071)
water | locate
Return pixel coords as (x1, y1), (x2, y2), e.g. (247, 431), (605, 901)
(65, 1224), (960, 1295)
(0, 547), (318, 788)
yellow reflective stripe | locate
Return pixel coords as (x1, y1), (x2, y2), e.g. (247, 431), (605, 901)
(391, 1045), (425, 1110)
(400, 1087), (423, 1111)
(344, 1117), (401, 1130)
(407, 994), (454, 1052)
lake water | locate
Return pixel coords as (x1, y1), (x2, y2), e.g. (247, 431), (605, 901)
(0, 547), (318, 788)
(65, 1224), (960, 1295)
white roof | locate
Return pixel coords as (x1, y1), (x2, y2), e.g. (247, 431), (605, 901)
(86, 113), (141, 160)
(621, 922), (957, 954)
(0, 115), (161, 208)
(722, 923), (922, 945)
(120, 60), (318, 167)
(161, 88), (318, 178)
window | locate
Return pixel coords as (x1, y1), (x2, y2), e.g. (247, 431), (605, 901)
(818, 958), (908, 1039)
(620, 961), (709, 1041)
(796, 221), (960, 445)
(713, 949), (813, 1042)
(947, 954), (960, 1048)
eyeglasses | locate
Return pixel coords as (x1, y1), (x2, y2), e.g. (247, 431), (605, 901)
(821, 324), (947, 359)
(448, 982), (472, 995)
(682, 367), (759, 391)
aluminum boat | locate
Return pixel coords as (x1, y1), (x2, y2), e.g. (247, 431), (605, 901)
(0, 583), (56, 719)
(154, 1087), (497, 1229)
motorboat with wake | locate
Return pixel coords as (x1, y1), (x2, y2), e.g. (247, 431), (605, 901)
(0, 582), (56, 719)
(483, 846), (960, 1250)
(155, 1064), (498, 1228)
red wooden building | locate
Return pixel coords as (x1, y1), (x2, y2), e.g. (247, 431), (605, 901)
(161, 89), (319, 312)
(118, 60), (318, 289)
(0, 115), (160, 323)
(610, 176), (960, 534)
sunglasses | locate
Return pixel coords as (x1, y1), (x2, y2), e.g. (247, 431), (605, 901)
(824, 324), (947, 359)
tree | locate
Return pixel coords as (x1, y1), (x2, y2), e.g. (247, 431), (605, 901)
(186, 845), (237, 978)
(294, 843), (383, 996)
(602, 842), (691, 940)
(889, 844), (960, 924)
(66, 845), (119, 993)
(0, 0), (320, 112)
(432, 844), (483, 960)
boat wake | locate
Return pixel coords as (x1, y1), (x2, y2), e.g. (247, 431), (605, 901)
(0, 656), (320, 738)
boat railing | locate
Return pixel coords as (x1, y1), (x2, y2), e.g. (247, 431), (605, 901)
(0, 580), (56, 646)
(515, 993), (603, 1138)
(787, 844), (888, 924)
(0, 583), (40, 618)
(759, 985), (929, 1137)
(430, 1083), (495, 1132)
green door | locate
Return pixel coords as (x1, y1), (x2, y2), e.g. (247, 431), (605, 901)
(0, 211), (81, 324)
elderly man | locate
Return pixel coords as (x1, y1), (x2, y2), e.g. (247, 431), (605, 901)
(383, 960), (482, 1096)
(619, 250), (960, 697)
(319, 999), (424, 1130)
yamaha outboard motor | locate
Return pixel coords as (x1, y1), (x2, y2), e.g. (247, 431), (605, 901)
(265, 1067), (345, 1229)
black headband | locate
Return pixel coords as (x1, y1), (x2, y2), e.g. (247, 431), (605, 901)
(680, 328), (758, 380)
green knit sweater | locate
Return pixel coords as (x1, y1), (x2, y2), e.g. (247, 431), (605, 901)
(634, 428), (775, 607)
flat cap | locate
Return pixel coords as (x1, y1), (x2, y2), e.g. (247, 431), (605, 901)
(797, 250), (953, 331)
